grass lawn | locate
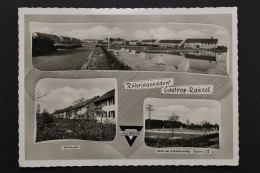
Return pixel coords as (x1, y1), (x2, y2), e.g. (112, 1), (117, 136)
(145, 129), (219, 149)
(145, 133), (219, 149)
(145, 131), (202, 139)
(36, 118), (116, 142)
(32, 46), (93, 71)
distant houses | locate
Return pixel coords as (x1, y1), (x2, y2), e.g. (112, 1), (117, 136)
(83, 39), (101, 43)
(32, 32), (81, 45)
(128, 40), (139, 45)
(183, 37), (218, 49)
(140, 39), (158, 46)
(102, 38), (126, 45)
(52, 89), (116, 123)
(99, 37), (219, 49)
(158, 40), (183, 47)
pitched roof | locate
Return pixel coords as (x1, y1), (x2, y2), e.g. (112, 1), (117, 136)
(184, 38), (218, 44)
(159, 40), (183, 43)
(94, 89), (115, 103)
(72, 96), (99, 109)
(52, 89), (115, 114)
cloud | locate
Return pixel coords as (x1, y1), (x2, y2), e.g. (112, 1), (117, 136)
(178, 29), (206, 38)
(157, 105), (190, 114)
(134, 27), (178, 39)
(64, 26), (124, 39)
(34, 26), (53, 34)
(149, 105), (220, 124)
(134, 27), (208, 40)
(38, 86), (105, 113)
(214, 30), (228, 35)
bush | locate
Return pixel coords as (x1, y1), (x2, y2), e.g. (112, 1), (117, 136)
(36, 118), (116, 142)
(41, 109), (54, 124)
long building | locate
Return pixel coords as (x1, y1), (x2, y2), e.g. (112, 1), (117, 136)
(52, 89), (116, 123)
(184, 37), (218, 49)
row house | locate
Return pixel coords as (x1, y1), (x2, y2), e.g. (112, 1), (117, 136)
(52, 89), (116, 123)
(32, 32), (81, 44)
(93, 89), (116, 123)
(102, 38), (126, 45)
(128, 40), (139, 46)
(184, 37), (218, 49)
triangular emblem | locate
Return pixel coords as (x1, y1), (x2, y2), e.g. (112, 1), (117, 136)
(119, 126), (143, 147)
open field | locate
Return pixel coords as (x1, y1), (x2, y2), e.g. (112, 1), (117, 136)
(33, 45), (94, 71)
(145, 129), (219, 149)
(36, 118), (116, 142)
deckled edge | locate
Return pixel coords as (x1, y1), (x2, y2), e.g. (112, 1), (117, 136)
(18, 7), (239, 167)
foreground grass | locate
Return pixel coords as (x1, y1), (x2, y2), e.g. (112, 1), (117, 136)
(145, 133), (219, 149)
(36, 118), (116, 142)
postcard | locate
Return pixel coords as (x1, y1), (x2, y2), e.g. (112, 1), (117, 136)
(18, 8), (238, 167)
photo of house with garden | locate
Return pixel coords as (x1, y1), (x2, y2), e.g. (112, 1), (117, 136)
(35, 78), (117, 142)
(144, 98), (220, 149)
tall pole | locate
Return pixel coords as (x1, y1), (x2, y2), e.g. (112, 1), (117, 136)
(108, 37), (110, 51)
(146, 104), (154, 129)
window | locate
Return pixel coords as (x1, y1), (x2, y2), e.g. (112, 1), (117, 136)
(110, 111), (115, 118)
(103, 111), (107, 117)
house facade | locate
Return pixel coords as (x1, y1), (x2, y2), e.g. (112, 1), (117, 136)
(184, 38), (218, 49)
(112, 38), (126, 45)
(93, 89), (116, 123)
(52, 89), (116, 124)
(128, 40), (139, 45)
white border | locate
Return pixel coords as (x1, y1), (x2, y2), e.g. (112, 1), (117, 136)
(18, 8), (238, 167)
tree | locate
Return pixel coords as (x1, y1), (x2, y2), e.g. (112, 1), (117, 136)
(42, 108), (54, 124)
(186, 118), (190, 130)
(168, 113), (179, 139)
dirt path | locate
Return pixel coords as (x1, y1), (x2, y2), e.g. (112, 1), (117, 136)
(87, 47), (113, 70)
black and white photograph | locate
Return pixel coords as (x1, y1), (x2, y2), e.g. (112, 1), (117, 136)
(18, 8), (238, 166)
(30, 22), (228, 75)
(35, 78), (117, 142)
(144, 98), (220, 149)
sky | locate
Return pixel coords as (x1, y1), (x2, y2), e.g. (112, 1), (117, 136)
(30, 22), (228, 46)
(144, 98), (220, 125)
(35, 78), (116, 114)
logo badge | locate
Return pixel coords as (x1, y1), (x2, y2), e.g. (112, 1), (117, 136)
(119, 126), (143, 147)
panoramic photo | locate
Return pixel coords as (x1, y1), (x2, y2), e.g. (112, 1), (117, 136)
(35, 78), (117, 142)
(144, 99), (220, 149)
(30, 22), (228, 75)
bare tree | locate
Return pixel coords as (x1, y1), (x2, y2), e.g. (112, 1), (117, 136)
(168, 113), (179, 139)
(35, 88), (49, 101)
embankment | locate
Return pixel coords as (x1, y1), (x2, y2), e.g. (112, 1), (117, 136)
(100, 46), (132, 70)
